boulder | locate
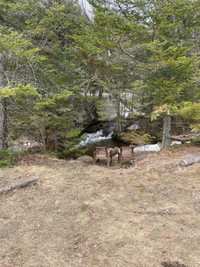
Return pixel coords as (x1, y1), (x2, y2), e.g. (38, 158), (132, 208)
(77, 155), (94, 163)
(76, 107), (97, 125)
(109, 147), (119, 156)
(11, 136), (44, 152)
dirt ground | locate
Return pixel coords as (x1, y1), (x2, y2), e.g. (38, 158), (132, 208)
(1, 145), (200, 267)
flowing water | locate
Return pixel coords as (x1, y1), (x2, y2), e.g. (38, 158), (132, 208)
(78, 130), (127, 156)
(78, 130), (114, 147)
(77, 119), (183, 158)
(77, 129), (162, 157)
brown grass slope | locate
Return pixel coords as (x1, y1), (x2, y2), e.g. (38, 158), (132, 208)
(1, 146), (200, 267)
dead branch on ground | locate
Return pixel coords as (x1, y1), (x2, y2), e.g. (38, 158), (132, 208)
(0, 176), (39, 195)
(120, 209), (188, 215)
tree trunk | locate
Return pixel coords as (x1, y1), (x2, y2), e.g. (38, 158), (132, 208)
(116, 94), (122, 132)
(162, 114), (171, 148)
(98, 87), (103, 99)
(0, 56), (8, 150)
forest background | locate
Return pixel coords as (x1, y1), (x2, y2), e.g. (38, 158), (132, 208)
(0, 0), (200, 159)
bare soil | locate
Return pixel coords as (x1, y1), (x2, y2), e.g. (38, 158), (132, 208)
(1, 145), (200, 267)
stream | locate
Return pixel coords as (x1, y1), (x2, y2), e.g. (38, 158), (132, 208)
(78, 129), (162, 157)
(78, 129), (127, 156)
(77, 120), (183, 158)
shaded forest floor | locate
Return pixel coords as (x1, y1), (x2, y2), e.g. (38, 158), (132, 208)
(1, 145), (200, 266)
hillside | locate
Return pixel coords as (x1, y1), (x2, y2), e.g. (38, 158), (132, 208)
(1, 146), (200, 266)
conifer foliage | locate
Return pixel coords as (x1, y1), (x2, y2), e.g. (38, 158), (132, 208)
(0, 0), (199, 154)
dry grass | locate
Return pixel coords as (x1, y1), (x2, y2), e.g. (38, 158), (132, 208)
(1, 146), (200, 266)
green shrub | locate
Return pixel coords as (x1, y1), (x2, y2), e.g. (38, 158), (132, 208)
(0, 149), (23, 168)
(58, 145), (88, 159)
(130, 132), (151, 145)
(192, 136), (200, 146)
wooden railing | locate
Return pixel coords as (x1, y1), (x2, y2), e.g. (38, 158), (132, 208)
(93, 146), (135, 167)
(118, 146), (135, 165)
(93, 147), (112, 167)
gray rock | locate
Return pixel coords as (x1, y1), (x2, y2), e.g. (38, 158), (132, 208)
(77, 155), (94, 163)
(11, 136), (44, 152)
(109, 147), (119, 156)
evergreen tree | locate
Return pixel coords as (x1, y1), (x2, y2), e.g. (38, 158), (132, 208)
(92, 0), (200, 146)
(142, 0), (200, 147)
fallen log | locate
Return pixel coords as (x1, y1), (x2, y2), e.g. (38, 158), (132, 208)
(180, 156), (200, 167)
(0, 176), (39, 195)
(171, 134), (200, 142)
